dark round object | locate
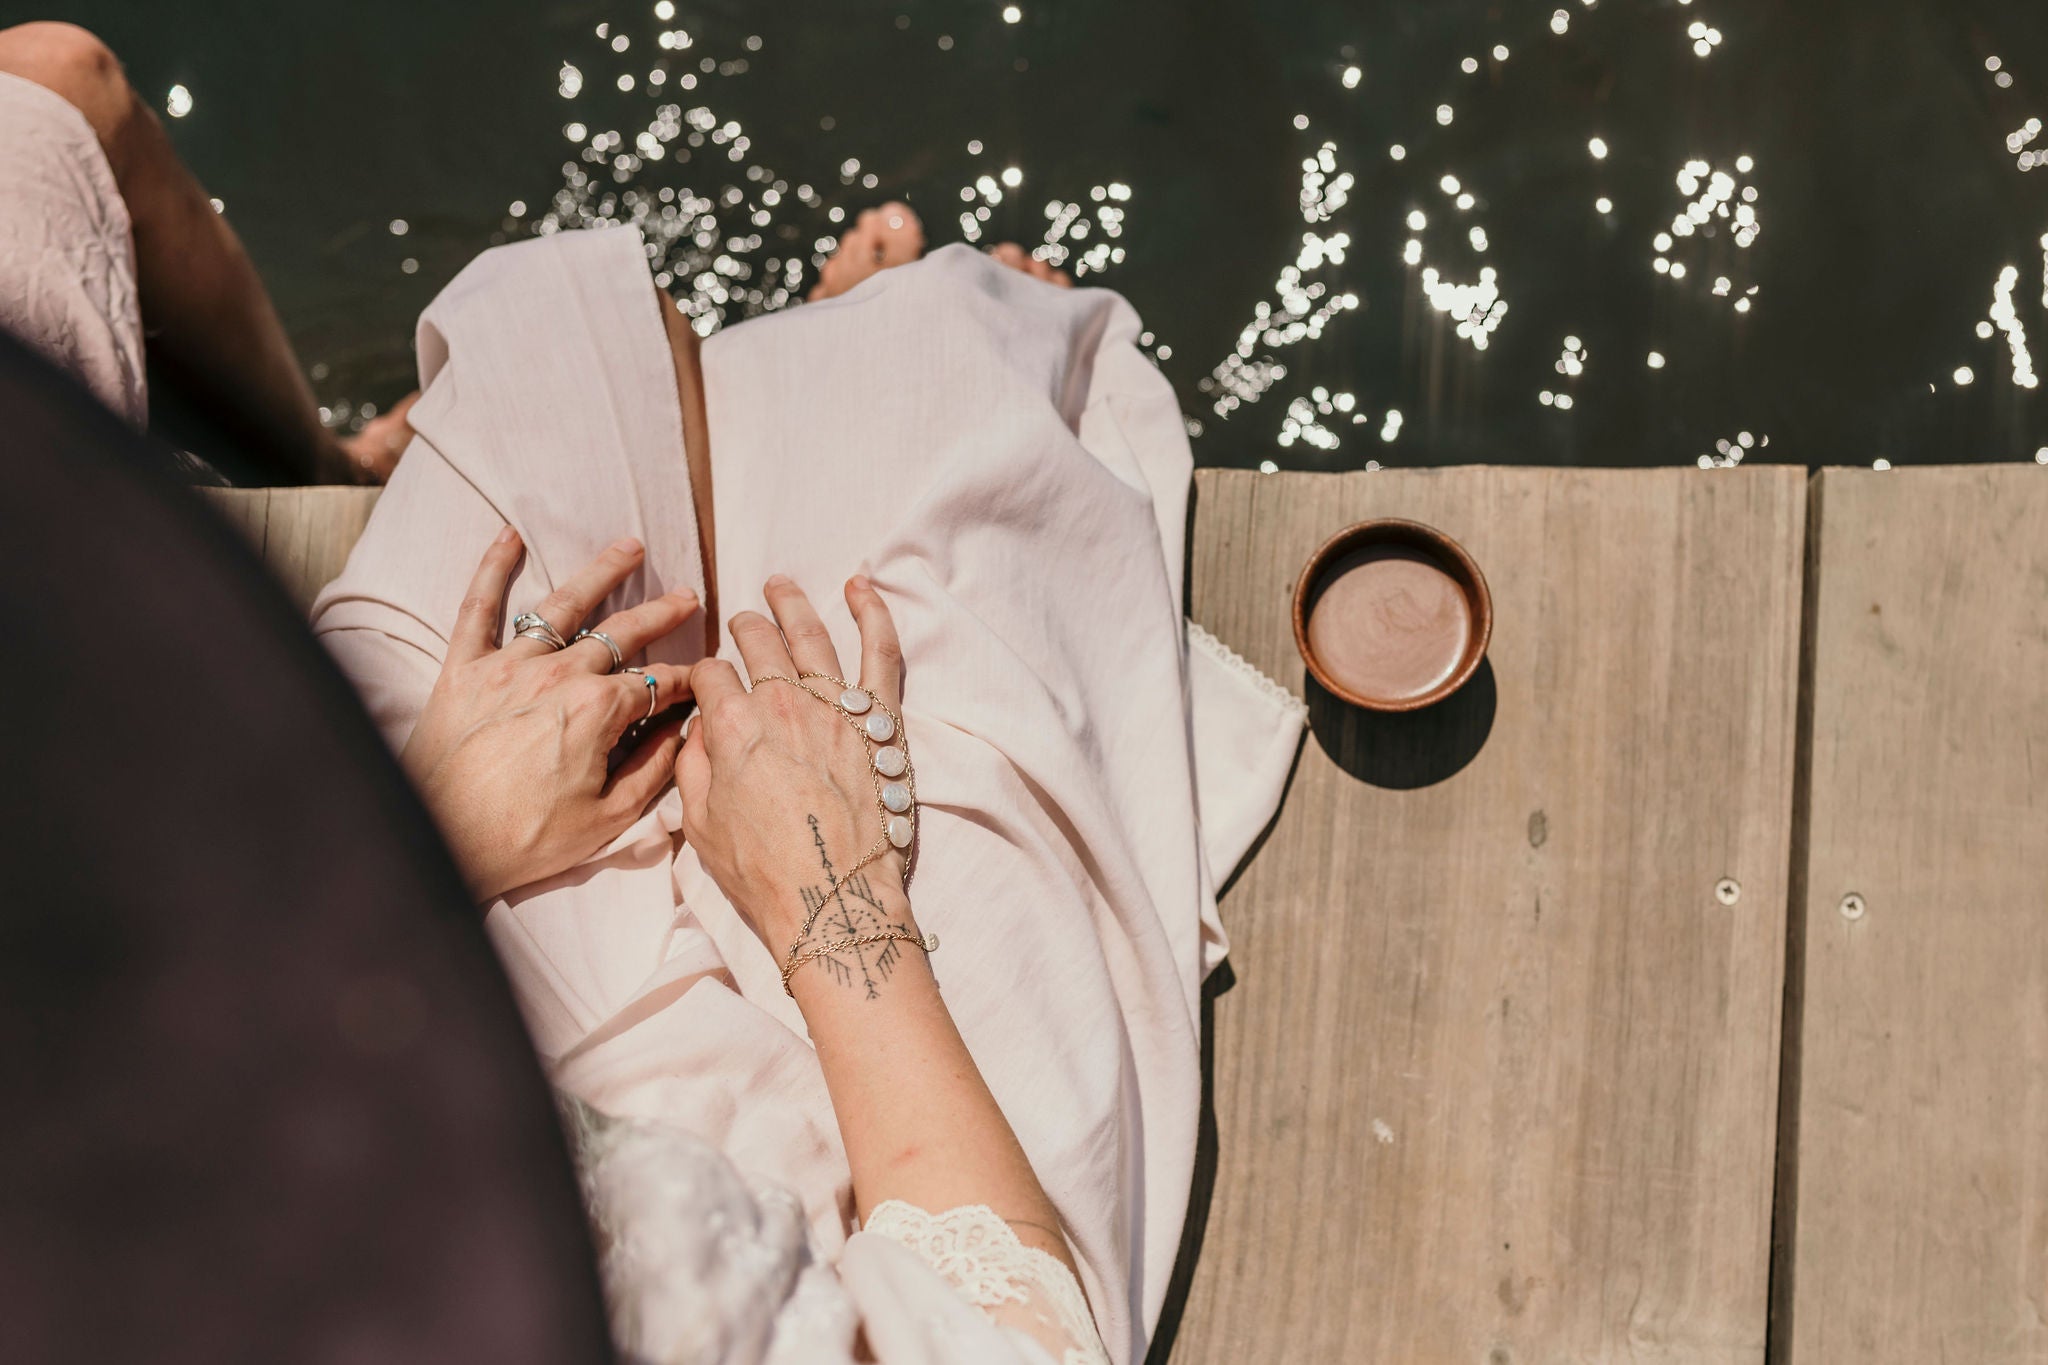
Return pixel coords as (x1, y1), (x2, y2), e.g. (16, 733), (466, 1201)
(1292, 517), (1493, 712)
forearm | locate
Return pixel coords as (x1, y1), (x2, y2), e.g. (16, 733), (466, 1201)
(784, 883), (1078, 1275)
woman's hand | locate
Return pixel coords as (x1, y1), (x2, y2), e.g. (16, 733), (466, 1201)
(403, 528), (699, 902)
(676, 574), (908, 950)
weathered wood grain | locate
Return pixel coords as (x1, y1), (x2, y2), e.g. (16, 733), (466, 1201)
(1170, 467), (1805, 1364)
(1776, 467), (2048, 1365)
(198, 487), (381, 613)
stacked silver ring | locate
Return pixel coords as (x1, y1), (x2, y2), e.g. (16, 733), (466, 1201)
(511, 612), (568, 650)
(575, 628), (625, 672)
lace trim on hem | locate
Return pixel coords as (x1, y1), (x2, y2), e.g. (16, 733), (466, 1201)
(862, 1200), (1108, 1365)
(1186, 618), (1309, 721)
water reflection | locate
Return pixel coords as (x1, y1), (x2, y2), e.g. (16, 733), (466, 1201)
(101, 0), (2048, 472)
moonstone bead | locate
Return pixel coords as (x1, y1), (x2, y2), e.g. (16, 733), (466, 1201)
(873, 745), (907, 778)
(886, 814), (914, 848)
(838, 687), (872, 715)
(864, 711), (895, 743)
(881, 781), (913, 813)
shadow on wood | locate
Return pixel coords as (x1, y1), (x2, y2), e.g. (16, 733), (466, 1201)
(1144, 960), (1234, 1365)
(1305, 657), (1497, 789)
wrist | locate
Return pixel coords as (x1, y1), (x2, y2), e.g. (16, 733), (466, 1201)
(771, 859), (924, 1000)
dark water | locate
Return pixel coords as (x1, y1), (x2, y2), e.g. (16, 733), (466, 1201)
(41, 0), (2048, 470)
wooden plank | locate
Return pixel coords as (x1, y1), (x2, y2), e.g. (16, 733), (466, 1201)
(199, 487), (381, 614)
(1777, 467), (2048, 1364)
(1170, 467), (1805, 1364)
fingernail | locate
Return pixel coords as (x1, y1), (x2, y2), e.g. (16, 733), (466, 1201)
(671, 586), (699, 603)
(765, 573), (791, 588)
(850, 574), (871, 591)
(495, 525), (518, 545)
(612, 537), (644, 555)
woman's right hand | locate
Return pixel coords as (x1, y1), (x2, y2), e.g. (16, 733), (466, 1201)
(402, 529), (699, 902)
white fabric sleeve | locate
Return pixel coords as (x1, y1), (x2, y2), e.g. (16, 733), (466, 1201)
(856, 1202), (1111, 1365)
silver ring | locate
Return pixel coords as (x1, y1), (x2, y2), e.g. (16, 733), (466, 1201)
(624, 667), (660, 721)
(510, 612), (567, 651)
(574, 628), (625, 672)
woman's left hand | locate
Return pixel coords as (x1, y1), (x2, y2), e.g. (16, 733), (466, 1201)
(675, 575), (909, 951)
(402, 528), (699, 902)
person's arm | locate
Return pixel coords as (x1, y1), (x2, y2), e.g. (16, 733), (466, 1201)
(676, 575), (1085, 1279)
(793, 894), (1074, 1267)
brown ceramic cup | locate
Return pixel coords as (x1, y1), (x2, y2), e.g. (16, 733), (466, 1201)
(1291, 518), (1493, 712)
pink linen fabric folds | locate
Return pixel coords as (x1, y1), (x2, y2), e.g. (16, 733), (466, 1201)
(312, 227), (1303, 1364)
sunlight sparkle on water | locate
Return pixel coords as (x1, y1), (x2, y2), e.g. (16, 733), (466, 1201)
(1202, 134), (1362, 433)
(1986, 265), (2037, 388)
(1655, 157), (1762, 302)
(1697, 430), (1761, 468)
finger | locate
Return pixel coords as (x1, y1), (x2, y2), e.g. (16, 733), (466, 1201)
(845, 574), (904, 711)
(728, 609), (797, 686)
(606, 663), (692, 739)
(762, 575), (845, 679)
(564, 585), (700, 674)
(689, 657), (747, 718)
(600, 714), (687, 823)
(508, 537), (646, 659)
(449, 527), (524, 665)
(674, 719), (710, 834)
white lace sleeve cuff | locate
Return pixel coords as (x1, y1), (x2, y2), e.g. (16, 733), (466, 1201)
(861, 1201), (1110, 1365)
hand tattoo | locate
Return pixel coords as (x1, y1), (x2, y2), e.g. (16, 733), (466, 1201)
(794, 813), (918, 1000)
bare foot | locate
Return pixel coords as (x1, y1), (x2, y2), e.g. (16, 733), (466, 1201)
(807, 202), (1075, 300)
(987, 242), (1074, 289)
(337, 389), (420, 484)
(809, 202), (926, 300)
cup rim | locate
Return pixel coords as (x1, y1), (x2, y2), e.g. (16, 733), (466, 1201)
(1291, 517), (1494, 712)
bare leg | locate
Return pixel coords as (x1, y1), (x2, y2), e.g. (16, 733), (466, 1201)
(0, 23), (356, 483)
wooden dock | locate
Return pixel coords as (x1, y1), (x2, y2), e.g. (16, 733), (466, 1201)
(203, 465), (2048, 1365)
